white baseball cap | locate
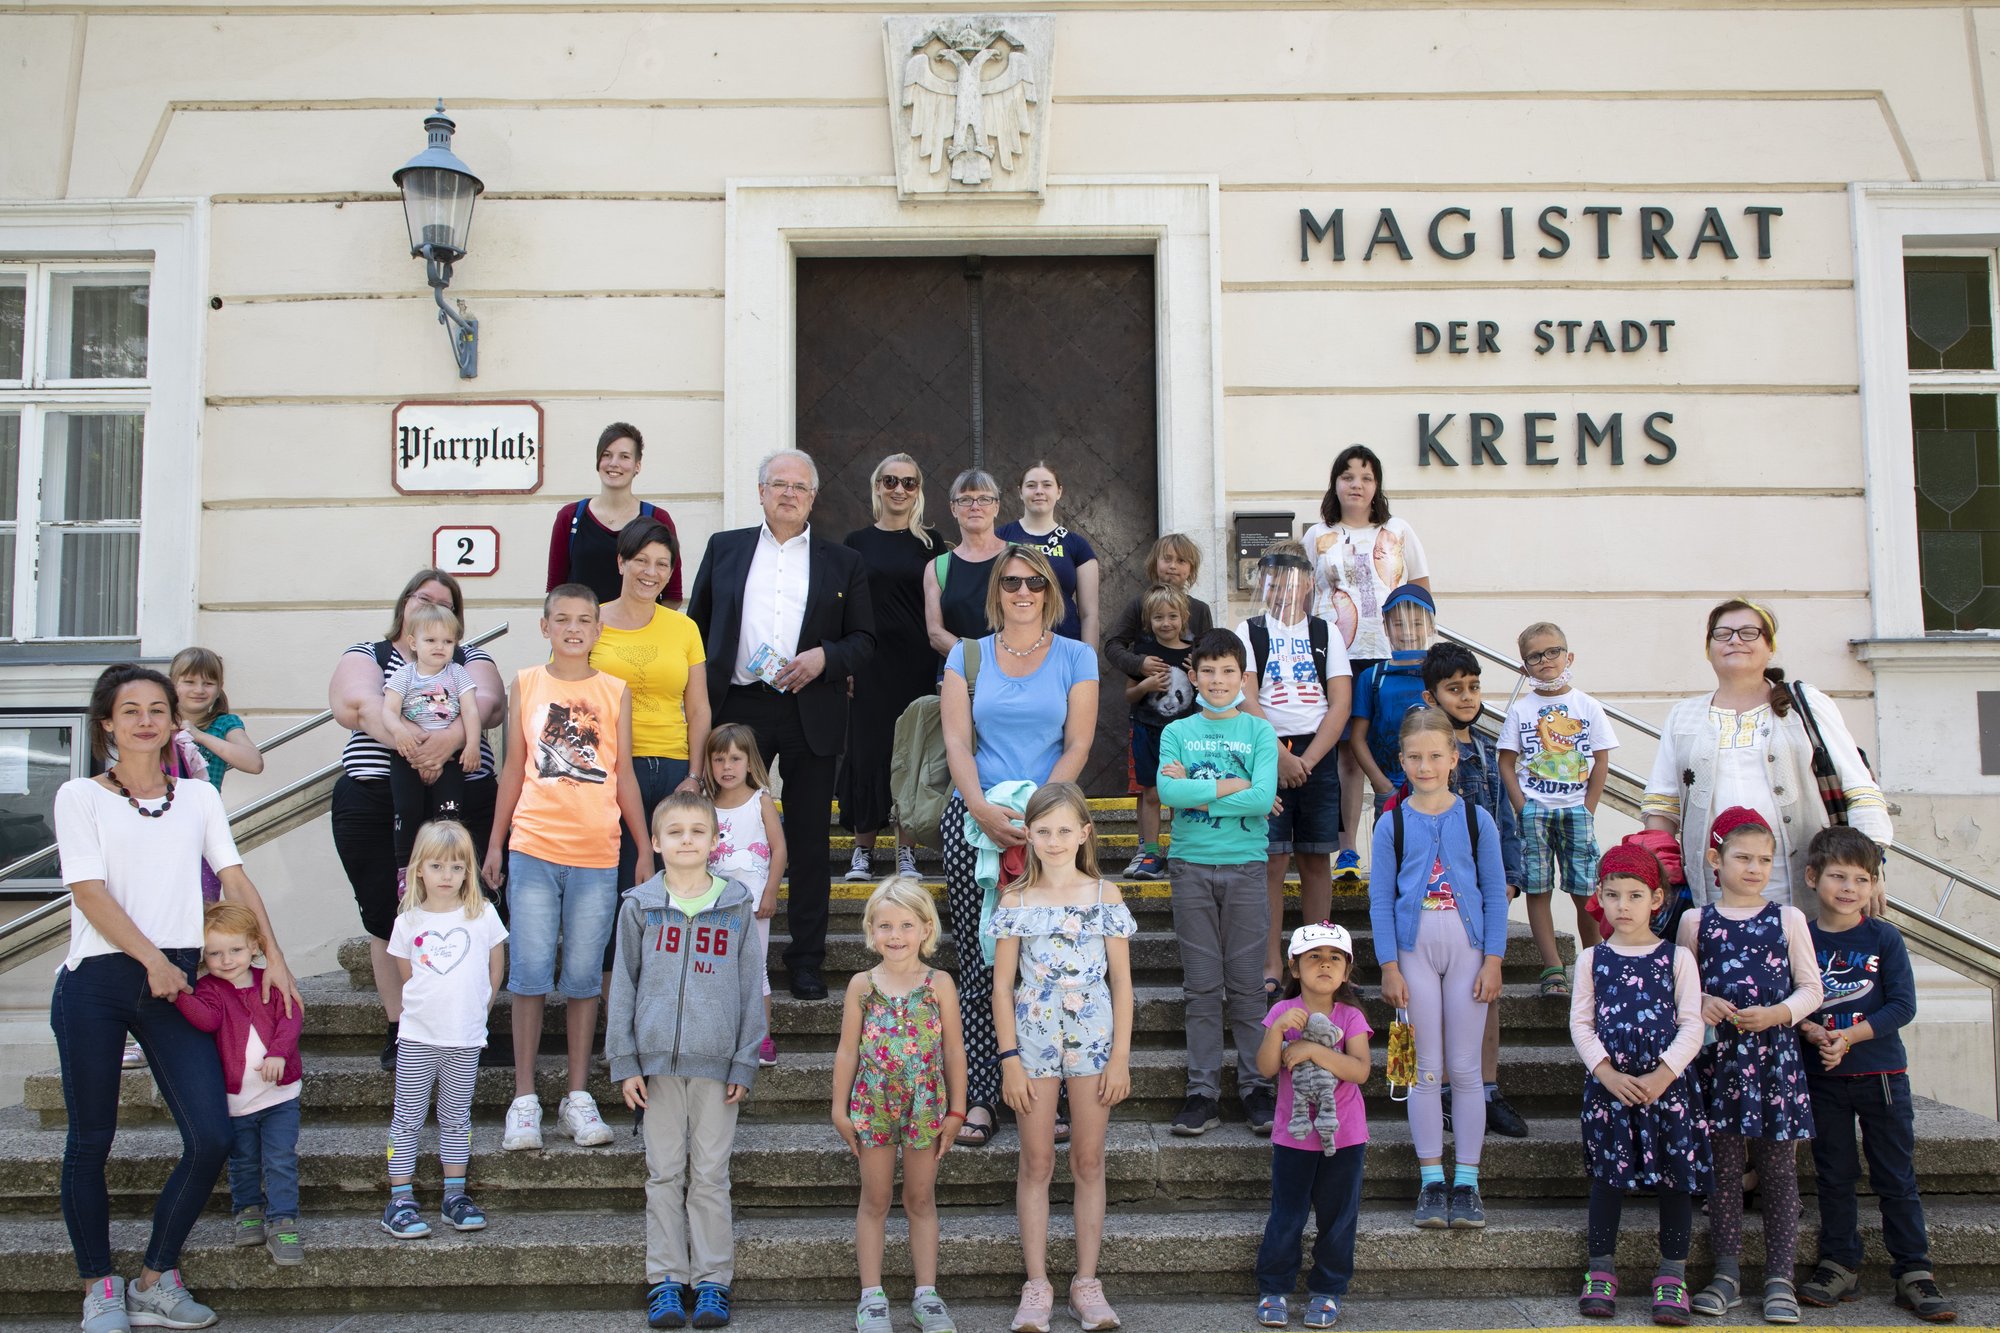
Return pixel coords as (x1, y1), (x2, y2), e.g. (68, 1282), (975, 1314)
(1288, 922), (1353, 959)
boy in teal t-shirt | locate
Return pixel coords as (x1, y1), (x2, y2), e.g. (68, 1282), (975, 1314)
(1156, 629), (1282, 1137)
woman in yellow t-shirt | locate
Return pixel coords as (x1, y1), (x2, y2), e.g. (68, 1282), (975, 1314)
(592, 519), (710, 889)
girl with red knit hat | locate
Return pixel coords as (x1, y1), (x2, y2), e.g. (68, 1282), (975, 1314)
(1674, 807), (1823, 1324)
(1571, 838), (1711, 1324)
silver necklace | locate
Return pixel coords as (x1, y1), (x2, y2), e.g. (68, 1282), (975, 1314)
(998, 630), (1048, 658)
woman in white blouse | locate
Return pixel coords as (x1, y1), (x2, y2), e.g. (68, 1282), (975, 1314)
(53, 664), (300, 1333)
(1643, 600), (1892, 911)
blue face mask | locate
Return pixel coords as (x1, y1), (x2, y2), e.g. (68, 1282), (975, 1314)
(1206, 689), (1246, 712)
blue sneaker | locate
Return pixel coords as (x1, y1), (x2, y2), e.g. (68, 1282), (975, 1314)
(380, 1197), (430, 1239)
(1304, 1294), (1340, 1329)
(1332, 849), (1363, 884)
(690, 1282), (731, 1328)
(1257, 1293), (1289, 1327)
(441, 1192), (486, 1231)
(647, 1280), (688, 1329)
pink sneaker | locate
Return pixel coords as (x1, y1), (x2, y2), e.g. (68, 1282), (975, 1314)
(758, 1036), (778, 1067)
(1010, 1278), (1055, 1332)
(1068, 1277), (1120, 1331)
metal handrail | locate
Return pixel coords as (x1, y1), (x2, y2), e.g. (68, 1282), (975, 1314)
(0, 622), (510, 887)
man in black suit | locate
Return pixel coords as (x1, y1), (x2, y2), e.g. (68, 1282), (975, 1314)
(687, 448), (875, 999)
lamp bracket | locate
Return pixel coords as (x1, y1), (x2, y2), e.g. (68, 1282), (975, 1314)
(420, 249), (478, 379)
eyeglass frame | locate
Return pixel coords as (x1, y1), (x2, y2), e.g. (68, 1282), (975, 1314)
(1522, 645), (1570, 666)
(1708, 625), (1768, 643)
(761, 479), (815, 497)
(951, 493), (1000, 509)
(998, 574), (1050, 593)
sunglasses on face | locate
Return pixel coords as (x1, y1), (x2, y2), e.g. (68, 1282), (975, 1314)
(999, 575), (1050, 593)
(878, 476), (921, 492)
(1710, 625), (1768, 643)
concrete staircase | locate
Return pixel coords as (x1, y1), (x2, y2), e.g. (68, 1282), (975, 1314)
(9, 825), (2000, 1315)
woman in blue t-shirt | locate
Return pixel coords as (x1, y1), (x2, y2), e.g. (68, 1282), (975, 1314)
(997, 462), (1100, 647)
(939, 545), (1099, 1146)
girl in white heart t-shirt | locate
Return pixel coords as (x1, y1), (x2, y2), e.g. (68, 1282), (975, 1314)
(383, 819), (509, 1240)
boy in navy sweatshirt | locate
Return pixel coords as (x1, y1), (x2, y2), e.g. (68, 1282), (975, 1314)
(1795, 826), (1952, 1322)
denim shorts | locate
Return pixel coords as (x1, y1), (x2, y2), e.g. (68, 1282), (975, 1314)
(1267, 735), (1342, 855)
(1130, 721), (1165, 789)
(505, 850), (619, 999)
(1520, 803), (1599, 896)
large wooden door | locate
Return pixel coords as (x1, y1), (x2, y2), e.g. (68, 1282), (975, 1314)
(796, 255), (1159, 795)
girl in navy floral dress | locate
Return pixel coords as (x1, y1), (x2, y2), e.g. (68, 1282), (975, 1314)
(1571, 839), (1710, 1325)
(1674, 807), (1823, 1324)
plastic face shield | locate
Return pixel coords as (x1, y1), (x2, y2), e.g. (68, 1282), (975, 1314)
(1257, 554), (1313, 622)
(1383, 597), (1436, 653)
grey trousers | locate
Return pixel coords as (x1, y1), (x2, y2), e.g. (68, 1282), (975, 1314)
(1168, 858), (1273, 1100)
(642, 1074), (739, 1286)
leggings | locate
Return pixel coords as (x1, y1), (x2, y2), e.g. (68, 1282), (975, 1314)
(1709, 1133), (1802, 1278)
(1401, 910), (1490, 1161)
(387, 1040), (481, 1177)
(1588, 1180), (1693, 1261)
(941, 792), (1000, 1110)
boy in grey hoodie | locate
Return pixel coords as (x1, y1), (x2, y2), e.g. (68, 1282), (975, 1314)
(608, 790), (767, 1330)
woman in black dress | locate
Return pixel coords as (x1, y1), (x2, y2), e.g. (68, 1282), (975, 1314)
(924, 468), (1009, 647)
(840, 453), (944, 881)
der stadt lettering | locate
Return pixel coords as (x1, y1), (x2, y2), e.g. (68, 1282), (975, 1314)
(1297, 202), (1786, 468)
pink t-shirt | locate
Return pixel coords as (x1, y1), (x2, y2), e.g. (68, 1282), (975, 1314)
(1264, 998), (1372, 1152)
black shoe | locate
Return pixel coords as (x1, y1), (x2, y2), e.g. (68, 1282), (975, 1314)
(1244, 1087), (1277, 1136)
(1170, 1093), (1221, 1137)
(1486, 1089), (1529, 1138)
(378, 1020), (399, 1072)
(789, 968), (828, 1001)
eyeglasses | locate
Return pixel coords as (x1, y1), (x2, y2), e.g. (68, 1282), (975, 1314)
(952, 494), (999, 509)
(999, 574), (1050, 593)
(878, 476), (921, 492)
(1523, 646), (1568, 666)
(762, 479), (815, 497)
(1709, 625), (1768, 643)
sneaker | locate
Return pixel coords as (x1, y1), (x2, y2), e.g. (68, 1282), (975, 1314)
(647, 1280), (688, 1329)
(81, 1277), (129, 1333)
(380, 1197), (430, 1239)
(502, 1094), (544, 1150)
(1485, 1089), (1529, 1138)
(845, 847), (874, 881)
(1011, 1278), (1055, 1333)
(124, 1269), (217, 1329)
(689, 1281), (731, 1328)
(1067, 1277), (1120, 1331)
(1256, 1294), (1289, 1328)
(1244, 1086), (1277, 1136)
(232, 1205), (265, 1247)
(1129, 852), (1165, 880)
(264, 1216), (303, 1266)
(896, 844), (921, 879)
(855, 1291), (892, 1333)
(378, 1020), (399, 1072)
(758, 1036), (779, 1068)
(1170, 1093), (1221, 1137)
(1579, 1270), (1618, 1318)
(1800, 1261), (1860, 1307)
(1120, 851), (1149, 879)
(557, 1090), (615, 1146)
(1331, 848), (1363, 883)
(1449, 1182), (1487, 1229)
(911, 1289), (957, 1333)
(1302, 1295), (1340, 1329)
(441, 1193), (486, 1231)
(1894, 1270), (1956, 1323)
(1412, 1180), (1450, 1229)
(121, 1039), (146, 1070)
(1651, 1273), (1692, 1326)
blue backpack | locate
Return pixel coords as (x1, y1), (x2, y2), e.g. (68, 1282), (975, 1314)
(1362, 655), (1429, 784)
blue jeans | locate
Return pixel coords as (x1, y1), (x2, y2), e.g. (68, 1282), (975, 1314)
(1255, 1142), (1365, 1298)
(51, 950), (230, 1280)
(1810, 1071), (1932, 1277)
(228, 1097), (301, 1220)
(505, 850), (619, 999)
(620, 756), (690, 890)
(1268, 735), (1342, 855)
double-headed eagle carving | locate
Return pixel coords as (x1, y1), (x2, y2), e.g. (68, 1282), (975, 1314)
(900, 24), (1039, 187)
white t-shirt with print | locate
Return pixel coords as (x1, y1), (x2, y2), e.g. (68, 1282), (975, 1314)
(1501, 687), (1621, 810)
(388, 906), (509, 1049)
(1301, 517), (1430, 662)
(1236, 615), (1353, 739)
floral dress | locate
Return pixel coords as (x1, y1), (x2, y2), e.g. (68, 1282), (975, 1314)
(983, 886), (1137, 1079)
(1693, 904), (1815, 1142)
(847, 969), (948, 1148)
(1579, 941), (1712, 1192)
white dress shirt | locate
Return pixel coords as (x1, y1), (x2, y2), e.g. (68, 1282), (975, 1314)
(733, 522), (812, 686)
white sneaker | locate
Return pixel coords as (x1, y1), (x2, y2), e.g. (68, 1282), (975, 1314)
(556, 1089), (614, 1146)
(896, 844), (921, 879)
(844, 847), (873, 881)
(1120, 852), (1148, 879)
(501, 1094), (543, 1150)
(121, 1039), (146, 1070)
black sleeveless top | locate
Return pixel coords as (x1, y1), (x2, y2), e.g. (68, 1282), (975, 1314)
(938, 551), (999, 641)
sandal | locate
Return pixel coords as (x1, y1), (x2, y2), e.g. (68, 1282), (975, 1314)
(1054, 1105), (1071, 1144)
(955, 1104), (996, 1148)
(1691, 1272), (1742, 1317)
(1264, 976), (1283, 1001)
(1539, 965), (1571, 998)
(1763, 1279), (1800, 1325)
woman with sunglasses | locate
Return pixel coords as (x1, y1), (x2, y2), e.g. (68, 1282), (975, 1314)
(839, 453), (944, 882)
(939, 546), (1100, 1146)
(1643, 599), (1891, 915)
(925, 469), (1012, 650)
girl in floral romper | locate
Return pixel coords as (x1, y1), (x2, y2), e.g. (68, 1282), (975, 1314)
(832, 876), (967, 1333)
(987, 782), (1136, 1333)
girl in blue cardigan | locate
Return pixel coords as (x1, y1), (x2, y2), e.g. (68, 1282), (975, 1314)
(1369, 708), (1507, 1231)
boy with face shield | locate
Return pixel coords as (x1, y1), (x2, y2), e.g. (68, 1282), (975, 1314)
(1236, 544), (1354, 1111)
(1348, 584), (1440, 814)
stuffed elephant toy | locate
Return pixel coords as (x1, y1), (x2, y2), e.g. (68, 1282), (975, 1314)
(1286, 1011), (1343, 1153)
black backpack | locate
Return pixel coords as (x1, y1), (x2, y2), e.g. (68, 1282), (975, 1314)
(1245, 614), (1332, 687)
(1390, 797), (1481, 881)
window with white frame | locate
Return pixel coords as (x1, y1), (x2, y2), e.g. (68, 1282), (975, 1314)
(0, 263), (152, 642)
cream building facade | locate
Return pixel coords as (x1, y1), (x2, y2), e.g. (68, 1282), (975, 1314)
(2, 5), (1998, 1029)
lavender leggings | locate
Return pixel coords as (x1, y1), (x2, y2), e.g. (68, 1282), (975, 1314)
(1401, 910), (1491, 1162)
(1709, 1133), (1802, 1280)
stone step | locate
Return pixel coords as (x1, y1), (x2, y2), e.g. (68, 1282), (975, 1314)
(291, 974), (1578, 1056)
(0, 1199), (1990, 1314)
(8, 1102), (1996, 1218)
